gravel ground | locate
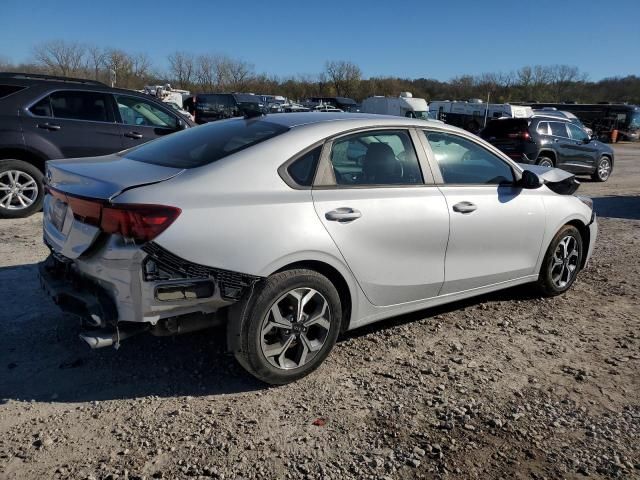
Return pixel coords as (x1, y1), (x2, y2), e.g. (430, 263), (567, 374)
(1, 144), (639, 480)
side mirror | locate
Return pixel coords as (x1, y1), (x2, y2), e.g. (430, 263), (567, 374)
(177, 119), (187, 130)
(518, 169), (542, 189)
(583, 136), (591, 144)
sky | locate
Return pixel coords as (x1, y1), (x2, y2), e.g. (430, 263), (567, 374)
(1, 0), (639, 81)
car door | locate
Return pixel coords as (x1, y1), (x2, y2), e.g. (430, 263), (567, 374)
(548, 121), (575, 171)
(114, 94), (182, 148)
(421, 130), (546, 295)
(22, 90), (123, 159)
(312, 128), (449, 306)
(566, 123), (597, 172)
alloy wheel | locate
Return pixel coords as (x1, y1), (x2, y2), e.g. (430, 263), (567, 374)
(597, 158), (611, 180)
(260, 288), (332, 370)
(551, 235), (580, 288)
(538, 159), (554, 168)
(0, 170), (38, 210)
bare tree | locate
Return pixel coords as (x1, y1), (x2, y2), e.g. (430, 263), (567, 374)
(105, 49), (133, 87)
(226, 58), (254, 91)
(131, 53), (152, 82)
(168, 51), (195, 88)
(33, 40), (86, 76)
(324, 60), (362, 97)
(86, 45), (106, 81)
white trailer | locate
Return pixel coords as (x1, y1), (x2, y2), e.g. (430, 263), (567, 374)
(361, 92), (429, 119)
(429, 99), (533, 133)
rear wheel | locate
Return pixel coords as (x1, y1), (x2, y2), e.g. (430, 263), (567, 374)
(591, 156), (611, 182)
(537, 156), (554, 168)
(229, 269), (341, 385)
(536, 225), (583, 296)
(0, 159), (44, 219)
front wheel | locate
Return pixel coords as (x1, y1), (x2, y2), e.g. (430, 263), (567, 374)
(591, 156), (612, 182)
(229, 269), (342, 385)
(0, 159), (44, 219)
(536, 225), (583, 296)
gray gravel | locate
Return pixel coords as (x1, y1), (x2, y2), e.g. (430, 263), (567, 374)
(1, 144), (639, 479)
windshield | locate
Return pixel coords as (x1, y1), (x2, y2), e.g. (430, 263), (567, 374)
(122, 118), (289, 168)
(630, 112), (640, 129)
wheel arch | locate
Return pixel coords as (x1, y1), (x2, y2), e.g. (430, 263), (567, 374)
(537, 149), (557, 164)
(565, 219), (591, 269)
(0, 148), (47, 172)
(272, 259), (354, 333)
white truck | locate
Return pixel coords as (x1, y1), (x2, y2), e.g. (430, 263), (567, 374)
(361, 92), (429, 119)
(429, 99), (533, 133)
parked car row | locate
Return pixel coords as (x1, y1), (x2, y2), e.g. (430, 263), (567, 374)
(0, 72), (195, 218)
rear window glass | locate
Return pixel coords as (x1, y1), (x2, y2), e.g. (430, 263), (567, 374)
(123, 119), (289, 168)
(481, 119), (529, 138)
(0, 84), (25, 99)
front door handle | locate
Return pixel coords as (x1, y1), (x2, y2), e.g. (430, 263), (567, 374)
(37, 123), (61, 131)
(124, 131), (143, 139)
(452, 201), (477, 214)
(325, 207), (362, 222)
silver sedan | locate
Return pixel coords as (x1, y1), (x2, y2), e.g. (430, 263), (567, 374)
(40, 113), (597, 384)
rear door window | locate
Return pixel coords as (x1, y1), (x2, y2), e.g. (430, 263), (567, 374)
(549, 122), (569, 138)
(49, 91), (112, 122)
(123, 118), (289, 168)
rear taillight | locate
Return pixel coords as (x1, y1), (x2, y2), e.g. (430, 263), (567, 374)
(101, 204), (181, 243)
(507, 131), (531, 141)
(46, 186), (180, 242)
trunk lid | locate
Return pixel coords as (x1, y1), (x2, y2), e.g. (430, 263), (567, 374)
(43, 154), (184, 258)
(46, 154), (184, 200)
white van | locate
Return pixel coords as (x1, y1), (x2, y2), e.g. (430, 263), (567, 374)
(361, 92), (429, 119)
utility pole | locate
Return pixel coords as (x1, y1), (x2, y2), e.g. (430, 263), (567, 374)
(110, 68), (116, 87)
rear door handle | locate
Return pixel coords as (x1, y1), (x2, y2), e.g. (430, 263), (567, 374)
(452, 201), (477, 214)
(325, 207), (362, 222)
(37, 123), (61, 131)
(124, 131), (143, 139)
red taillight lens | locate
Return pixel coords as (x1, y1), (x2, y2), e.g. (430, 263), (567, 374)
(507, 131), (531, 140)
(101, 204), (181, 242)
(46, 186), (180, 243)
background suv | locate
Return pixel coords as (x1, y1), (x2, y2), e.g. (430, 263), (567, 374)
(480, 116), (614, 182)
(0, 73), (194, 218)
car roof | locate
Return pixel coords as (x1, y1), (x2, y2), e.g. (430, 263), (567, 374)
(263, 112), (445, 129)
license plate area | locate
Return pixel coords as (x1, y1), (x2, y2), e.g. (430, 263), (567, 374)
(50, 197), (68, 232)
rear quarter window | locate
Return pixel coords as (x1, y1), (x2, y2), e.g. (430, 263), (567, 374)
(123, 118), (289, 168)
(0, 84), (26, 99)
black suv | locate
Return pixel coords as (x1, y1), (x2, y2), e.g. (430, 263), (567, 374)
(480, 116), (614, 182)
(192, 93), (264, 124)
(0, 73), (194, 218)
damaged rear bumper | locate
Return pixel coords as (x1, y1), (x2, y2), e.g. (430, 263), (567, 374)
(39, 240), (261, 346)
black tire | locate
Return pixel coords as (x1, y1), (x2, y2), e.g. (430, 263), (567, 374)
(0, 159), (44, 219)
(228, 269), (342, 385)
(536, 156), (555, 168)
(536, 225), (583, 297)
(591, 156), (612, 182)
